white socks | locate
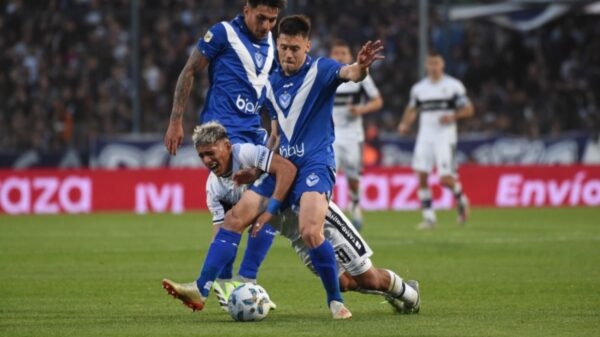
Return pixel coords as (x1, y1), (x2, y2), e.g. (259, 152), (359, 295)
(386, 270), (418, 304)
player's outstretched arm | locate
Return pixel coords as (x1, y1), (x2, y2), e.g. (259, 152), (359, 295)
(398, 106), (417, 135)
(251, 155), (297, 237)
(339, 40), (384, 83)
(165, 48), (210, 156)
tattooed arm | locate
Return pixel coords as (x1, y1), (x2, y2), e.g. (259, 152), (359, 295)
(164, 48), (210, 156)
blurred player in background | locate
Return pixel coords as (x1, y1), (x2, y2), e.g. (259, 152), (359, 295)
(398, 51), (474, 230)
(330, 40), (383, 230)
(162, 0), (286, 305)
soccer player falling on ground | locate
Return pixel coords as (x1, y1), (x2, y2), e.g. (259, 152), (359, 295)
(163, 122), (420, 316)
(330, 39), (383, 231)
(397, 51), (474, 230)
(163, 0), (286, 307)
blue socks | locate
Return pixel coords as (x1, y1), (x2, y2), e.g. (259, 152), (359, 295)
(308, 240), (343, 304)
(217, 256), (234, 280)
(196, 228), (241, 297)
(238, 223), (276, 280)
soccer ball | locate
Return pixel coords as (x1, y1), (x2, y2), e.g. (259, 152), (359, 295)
(227, 283), (271, 322)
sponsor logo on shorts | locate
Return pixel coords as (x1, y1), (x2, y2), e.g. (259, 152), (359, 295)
(306, 173), (320, 187)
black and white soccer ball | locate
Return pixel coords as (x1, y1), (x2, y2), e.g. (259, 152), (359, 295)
(227, 283), (271, 322)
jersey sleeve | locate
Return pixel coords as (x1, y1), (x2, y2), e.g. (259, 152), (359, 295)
(453, 80), (470, 108)
(361, 74), (381, 99)
(318, 57), (346, 88)
(407, 84), (418, 108)
(197, 22), (227, 60)
(205, 177), (225, 225)
(237, 143), (274, 172)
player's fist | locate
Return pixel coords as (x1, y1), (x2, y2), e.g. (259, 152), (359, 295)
(398, 122), (410, 135)
(165, 121), (184, 156)
(357, 40), (385, 69)
(439, 114), (455, 125)
(233, 168), (262, 186)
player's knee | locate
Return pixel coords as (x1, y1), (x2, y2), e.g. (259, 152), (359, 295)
(300, 224), (324, 248)
(223, 209), (245, 233)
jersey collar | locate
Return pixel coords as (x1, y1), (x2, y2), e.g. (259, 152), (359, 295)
(281, 55), (313, 78)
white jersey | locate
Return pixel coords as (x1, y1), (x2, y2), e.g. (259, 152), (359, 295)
(333, 74), (380, 142)
(408, 74), (469, 143)
(206, 143), (274, 225)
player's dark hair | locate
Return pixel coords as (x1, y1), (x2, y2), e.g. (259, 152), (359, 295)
(278, 15), (311, 38)
(247, 0), (287, 9)
(331, 39), (350, 49)
(427, 50), (443, 58)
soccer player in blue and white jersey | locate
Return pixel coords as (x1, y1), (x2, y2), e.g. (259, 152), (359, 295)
(252, 15), (386, 319)
(162, 0), (286, 309)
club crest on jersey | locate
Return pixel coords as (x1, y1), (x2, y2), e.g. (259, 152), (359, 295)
(254, 52), (265, 68)
(306, 173), (320, 187)
(278, 92), (292, 109)
(203, 31), (213, 43)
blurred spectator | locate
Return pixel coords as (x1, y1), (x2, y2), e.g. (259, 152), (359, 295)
(0, 0), (598, 153)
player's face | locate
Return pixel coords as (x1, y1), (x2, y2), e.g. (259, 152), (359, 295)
(426, 55), (444, 79)
(196, 139), (232, 177)
(277, 33), (311, 75)
(244, 5), (279, 40)
(330, 45), (352, 64)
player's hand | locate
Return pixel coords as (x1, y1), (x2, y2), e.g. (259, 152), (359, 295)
(398, 122), (410, 135)
(439, 114), (456, 125)
(233, 168), (262, 186)
(357, 40), (385, 69)
(165, 121), (184, 156)
(349, 104), (363, 117)
(251, 212), (273, 237)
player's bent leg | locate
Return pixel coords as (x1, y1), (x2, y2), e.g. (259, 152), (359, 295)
(162, 191), (268, 312)
(300, 192), (351, 319)
(222, 190), (267, 233)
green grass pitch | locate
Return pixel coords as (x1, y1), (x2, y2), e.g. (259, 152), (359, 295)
(1, 208), (599, 337)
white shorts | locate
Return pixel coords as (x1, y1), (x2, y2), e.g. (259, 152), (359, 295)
(290, 203), (373, 277)
(334, 140), (363, 181)
(412, 139), (457, 177)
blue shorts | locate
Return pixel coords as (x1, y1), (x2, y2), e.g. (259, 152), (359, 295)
(228, 128), (268, 146)
(250, 163), (336, 209)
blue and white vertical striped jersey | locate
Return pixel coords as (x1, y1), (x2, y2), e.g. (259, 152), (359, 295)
(265, 56), (345, 168)
(197, 15), (275, 143)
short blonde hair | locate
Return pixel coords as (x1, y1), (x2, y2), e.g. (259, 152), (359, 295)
(191, 121), (228, 147)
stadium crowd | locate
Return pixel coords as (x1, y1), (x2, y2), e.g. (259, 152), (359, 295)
(1, 0), (598, 152)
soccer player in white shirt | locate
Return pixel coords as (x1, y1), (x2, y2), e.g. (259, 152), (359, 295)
(164, 122), (420, 315)
(330, 40), (383, 231)
(398, 52), (474, 229)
